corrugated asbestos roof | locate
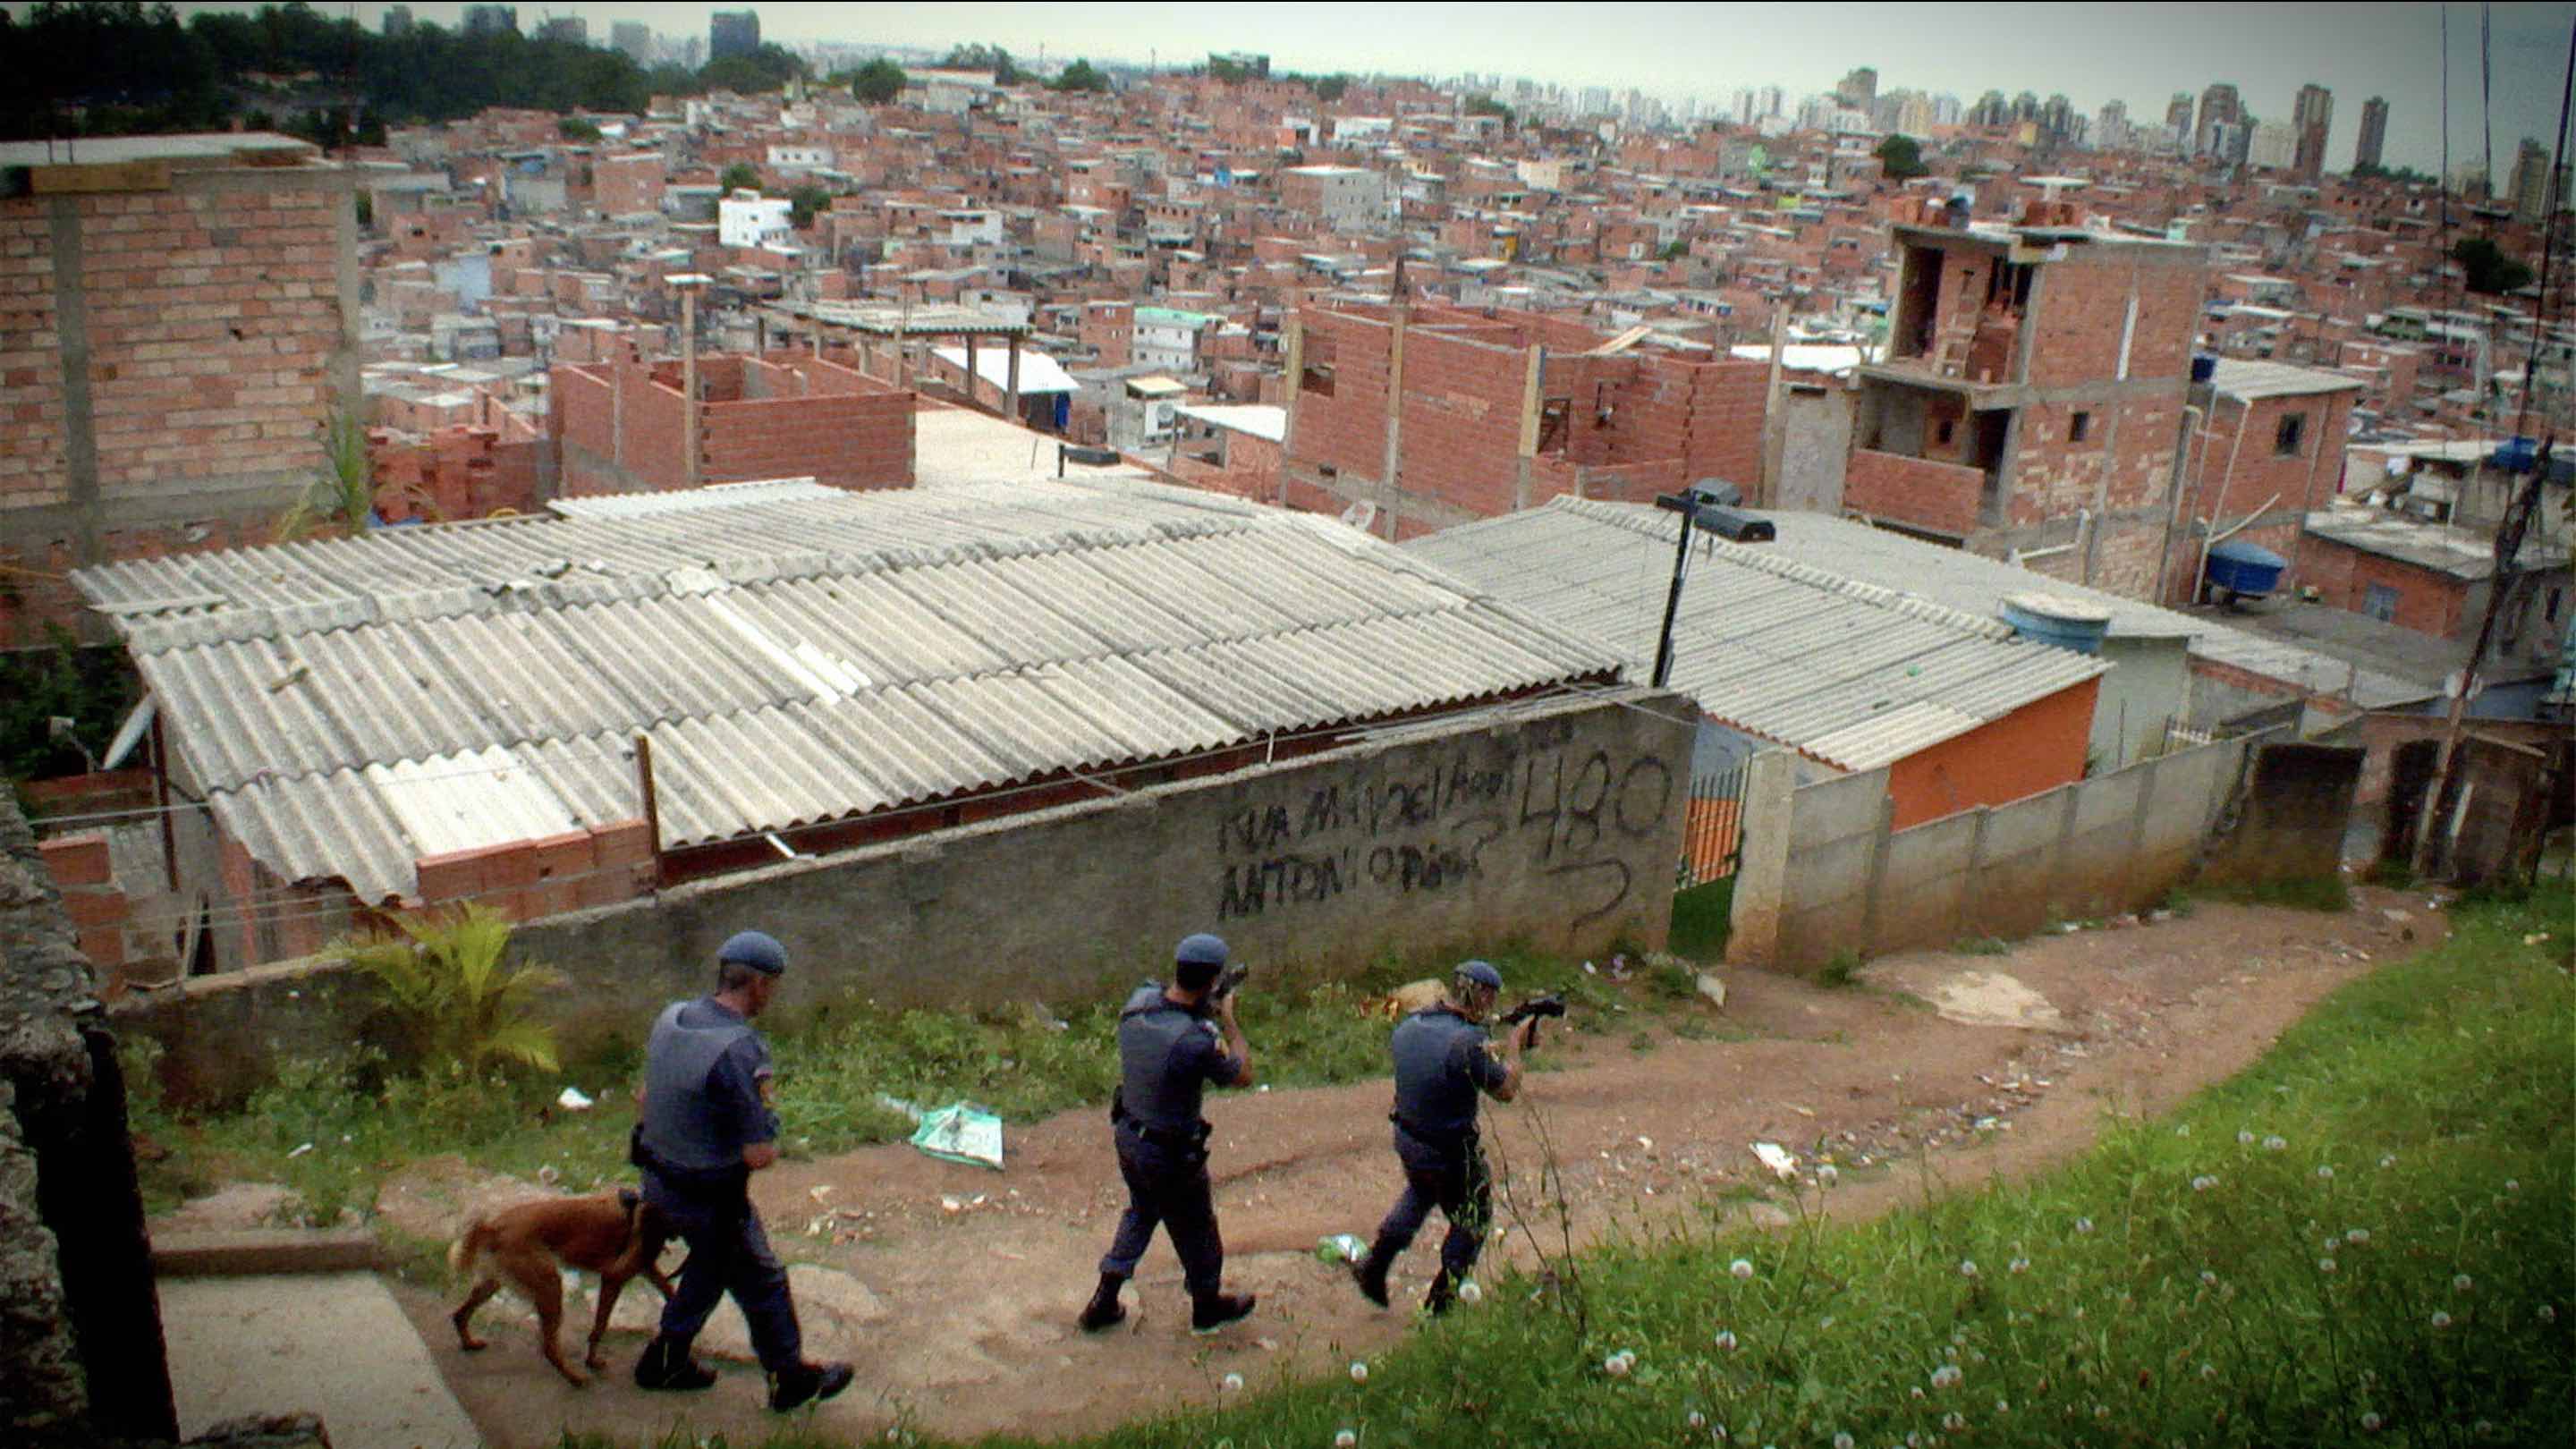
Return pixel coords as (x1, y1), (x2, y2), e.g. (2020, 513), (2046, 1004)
(74, 480), (1619, 903)
(1407, 496), (2110, 771)
(1722, 509), (2431, 709)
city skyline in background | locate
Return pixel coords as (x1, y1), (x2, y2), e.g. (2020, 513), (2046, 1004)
(158, 0), (2576, 175)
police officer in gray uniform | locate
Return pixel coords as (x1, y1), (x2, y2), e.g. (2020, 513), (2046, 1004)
(1077, 932), (1259, 1335)
(631, 930), (854, 1412)
(1350, 959), (1533, 1315)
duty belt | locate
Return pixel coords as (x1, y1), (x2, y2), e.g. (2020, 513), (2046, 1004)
(1114, 1106), (1210, 1154)
(1392, 1113), (1477, 1151)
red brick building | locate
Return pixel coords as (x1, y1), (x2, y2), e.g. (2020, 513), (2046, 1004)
(1846, 201), (2208, 600)
(1282, 302), (1768, 538)
(551, 352), (914, 494)
(2175, 360), (2362, 605)
(1, 134), (360, 644)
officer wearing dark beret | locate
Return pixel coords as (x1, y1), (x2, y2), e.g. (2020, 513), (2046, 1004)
(631, 930), (855, 1411)
(1078, 932), (1258, 1335)
(1350, 959), (1532, 1315)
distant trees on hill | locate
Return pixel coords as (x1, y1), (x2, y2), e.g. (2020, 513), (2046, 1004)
(0, 1), (811, 142)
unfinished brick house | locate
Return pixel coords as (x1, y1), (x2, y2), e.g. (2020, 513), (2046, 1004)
(2174, 360), (2363, 606)
(1845, 201), (2210, 600)
(550, 352), (914, 494)
(1282, 302), (1768, 538)
(1, 133), (360, 644)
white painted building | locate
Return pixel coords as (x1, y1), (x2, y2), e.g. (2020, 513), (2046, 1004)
(1132, 307), (1216, 372)
(766, 143), (835, 171)
(718, 191), (794, 249)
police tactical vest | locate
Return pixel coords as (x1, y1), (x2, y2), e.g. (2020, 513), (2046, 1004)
(639, 998), (761, 1173)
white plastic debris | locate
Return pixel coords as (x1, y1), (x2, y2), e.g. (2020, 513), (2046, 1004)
(1752, 1142), (1799, 1180)
(286, 1142), (314, 1159)
(555, 1086), (594, 1112)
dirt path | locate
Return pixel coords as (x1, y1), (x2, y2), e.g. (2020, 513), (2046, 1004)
(376, 888), (2442, 1445)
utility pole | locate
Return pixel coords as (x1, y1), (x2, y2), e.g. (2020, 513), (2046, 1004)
(2410, 438), (2552, 876)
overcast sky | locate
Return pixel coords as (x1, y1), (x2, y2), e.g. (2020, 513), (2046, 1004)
(156, 2), (2576, 174)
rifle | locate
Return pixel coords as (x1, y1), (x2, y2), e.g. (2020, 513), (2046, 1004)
(1499, 992), (1568, 1047)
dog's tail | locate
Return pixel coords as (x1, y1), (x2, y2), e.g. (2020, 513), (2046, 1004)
(447, 1213), (496, 1277)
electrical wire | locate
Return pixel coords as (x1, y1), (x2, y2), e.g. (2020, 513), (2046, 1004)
(2510, 15), (2576, 442)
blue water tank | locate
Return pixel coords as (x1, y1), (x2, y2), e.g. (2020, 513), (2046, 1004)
(2190, 354), (2219, 384)
(2205, 539), (2287, 600)
(2000, 592), (2113, 655)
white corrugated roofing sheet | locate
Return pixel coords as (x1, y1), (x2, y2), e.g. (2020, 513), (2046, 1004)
(1408, 497), (2111, 771)
(89, 481), (1620, 903)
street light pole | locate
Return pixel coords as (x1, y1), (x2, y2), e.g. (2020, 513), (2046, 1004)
(1648, 480), (1775, 691)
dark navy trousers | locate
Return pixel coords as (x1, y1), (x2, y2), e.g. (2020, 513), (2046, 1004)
(1374, 1128), (1493, 1279)
(643, 1169), (802, 1373)
(1097, 1123), (1224, 1297)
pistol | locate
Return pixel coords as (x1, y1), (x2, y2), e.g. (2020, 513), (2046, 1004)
(1212, 962), (1250, 1003)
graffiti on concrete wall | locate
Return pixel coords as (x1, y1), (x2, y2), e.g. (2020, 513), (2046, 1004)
(1215, 717), (1675, 927)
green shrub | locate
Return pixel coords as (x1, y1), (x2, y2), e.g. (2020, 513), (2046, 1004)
(331, 903), (565, 1075)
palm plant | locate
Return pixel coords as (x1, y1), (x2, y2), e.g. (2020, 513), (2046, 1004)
(331, 904), (565, 1075)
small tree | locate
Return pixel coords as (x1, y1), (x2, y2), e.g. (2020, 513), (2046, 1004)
(2454, 236), (2536, 295)
(851, 57), (905, 105)
(334, 904), (565, 1076)
(788, 183), (833, 229)
(556, 114), (602, 142)
(1051, 59), (1110, 94)
(1876, 133), (1929, 181)
(1465, 95), (1513, 127)
(720, 161), (760, 194)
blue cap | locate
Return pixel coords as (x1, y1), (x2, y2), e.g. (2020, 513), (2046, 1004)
(1175, 933), (1230, 967)
(718, 929), (788, 976)
(1453, 959), (1503, 991)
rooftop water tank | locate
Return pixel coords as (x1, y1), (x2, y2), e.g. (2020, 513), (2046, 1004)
(2000, 592), (2113, 656)
(2204, 539), (2287, 603)
(2190, 354), (2218, 384)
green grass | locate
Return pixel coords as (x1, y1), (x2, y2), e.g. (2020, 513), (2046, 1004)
(1816, 948), (1864, 987)
(126, 943), (1699, 1224)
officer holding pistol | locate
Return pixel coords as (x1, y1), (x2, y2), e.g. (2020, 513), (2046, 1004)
(1078, 932), (1259, 1335)
(631, 930), (854, 1412)
(1350, 959), (1535, 1316)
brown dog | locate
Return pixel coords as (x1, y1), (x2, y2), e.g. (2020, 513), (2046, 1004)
(449, 1187), (679, 1385)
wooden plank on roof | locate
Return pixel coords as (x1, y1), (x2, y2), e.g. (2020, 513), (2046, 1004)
(30, 159), (173, 195)
(1584, 324), (1655, 356)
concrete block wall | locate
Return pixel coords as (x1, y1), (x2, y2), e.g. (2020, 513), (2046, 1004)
(118, 691), (1696, 1106)
(2, 165), (360, 643)
(1729, 730), (2302, 970)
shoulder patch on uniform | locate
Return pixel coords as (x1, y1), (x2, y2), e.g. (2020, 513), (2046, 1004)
(1198, 1020), (1223, 1040)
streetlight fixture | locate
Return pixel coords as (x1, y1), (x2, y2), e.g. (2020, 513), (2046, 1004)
(1649, 479), (1774, 689)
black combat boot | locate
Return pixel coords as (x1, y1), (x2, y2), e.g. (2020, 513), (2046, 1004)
(1350, 1240), (1395, 1308)
(1423, 1268), (1457, 1317)
(1077, 1272), (1128, 1332)
(769, 1359), (856, 1411)
(1190, 1289), (1258, 1334)
(634, 1335), (717, 1391)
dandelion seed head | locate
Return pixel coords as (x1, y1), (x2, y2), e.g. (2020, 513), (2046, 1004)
(2010, 1257), (2030, 1275)
(1689, 1411), (1708, 1430)
(1729, 1258), (1755, 1281)
(2175, 1124), (2191, 1137)
(2347, 1227), (2370, 1245)
(1960, 1258), (1979, 1278)
(1818, 1165), (1840, 1187)
(2360, 1412), (2383, 1432)
(1335, 1430), (1358, 1449)
(1457, 1279), (1482, 1304)
(2378, 1154), (2397, 1169)
(1942, 1412), (1966, 1432)
(1605, 1352), (1633, 1377)
(2431, 1311), (2453, 1328)
(2316, 1165), (2334, 1181)
(2074, 1216), (2095, 1234)
(1713, 1329), (1739, 1352)
(2505, 1179), (2521, 1192)
(2319, 1257), (2338, 1274)
(2237, 1130), (2256, 1145)
(1833, 1435), (1854, 1449)
(1349, 1360), (1368, 1385)
(2191, 1174), (2218, 1192)
(2263, 1135), (2287, 1152)
(2199, 1363), (2218, 1381)
(2539, 1304), (2557, 1324)
(1221, 1372), (1244, 1393)
(2199, 1270), (2218, 1286)
(2454, 1275), (2475, 1294)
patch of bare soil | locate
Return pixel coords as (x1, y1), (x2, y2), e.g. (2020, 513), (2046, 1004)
(369, 888), (2441, 1445)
